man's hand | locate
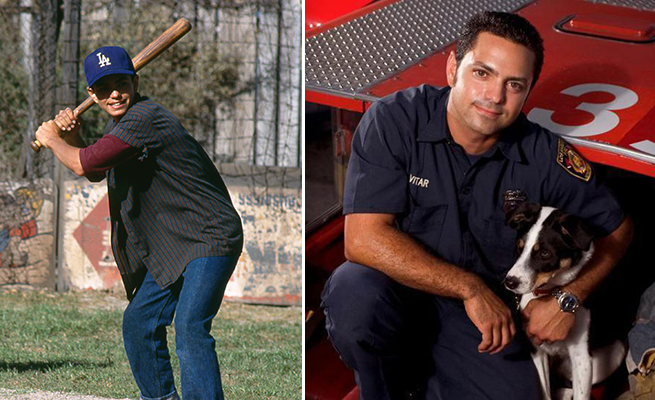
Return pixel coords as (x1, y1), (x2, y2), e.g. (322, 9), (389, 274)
(35, 120), (63, 149)
(35, 108), (83, 149)
(53, 108), (83, 146)
(523, 296), (575, 345)
(464, 287), (516, 354)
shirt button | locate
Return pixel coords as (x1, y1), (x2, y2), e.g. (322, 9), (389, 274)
(462, 187), (471, 195)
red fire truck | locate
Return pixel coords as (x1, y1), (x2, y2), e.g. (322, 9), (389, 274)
(305, 1), (655, 398)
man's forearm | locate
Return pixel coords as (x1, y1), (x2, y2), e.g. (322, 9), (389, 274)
(344, 213), (484, 300)
(48, 137), (85, 176)
(345, 212), (517, 353)
(565, 216), (633, 301)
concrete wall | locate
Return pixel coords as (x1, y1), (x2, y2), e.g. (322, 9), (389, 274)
(60, 165), (301, 305)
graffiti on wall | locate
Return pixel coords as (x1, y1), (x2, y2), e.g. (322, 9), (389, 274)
(63, 181), (121, 292)
(72, 194), (120, 289)
(62, 180), (302, 305)
(0, 183), (54, 287)
(226, 190), (302, 305)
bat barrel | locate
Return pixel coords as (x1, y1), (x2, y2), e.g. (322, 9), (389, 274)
(132, 18), (192, 71)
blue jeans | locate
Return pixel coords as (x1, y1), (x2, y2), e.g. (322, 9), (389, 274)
(122, 255), (239, 400)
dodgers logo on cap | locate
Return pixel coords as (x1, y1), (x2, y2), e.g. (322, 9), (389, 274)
(84, 46), (135, 88)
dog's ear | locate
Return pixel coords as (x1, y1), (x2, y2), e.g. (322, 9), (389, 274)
(506, 202), (541, 231)
(558, 214), (594, 251)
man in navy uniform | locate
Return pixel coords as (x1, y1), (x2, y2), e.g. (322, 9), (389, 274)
(321, 11), (633, 399)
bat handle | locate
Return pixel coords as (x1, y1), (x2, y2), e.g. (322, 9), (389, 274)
(30, 97), (94, 153)
(30, 139), (43, 153)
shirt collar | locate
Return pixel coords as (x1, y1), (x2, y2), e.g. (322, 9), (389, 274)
(417, 86), (525, 163)
(416, 86), (450, 143)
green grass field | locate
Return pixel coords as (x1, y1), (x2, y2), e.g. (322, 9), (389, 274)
(0, 287), (301, 399)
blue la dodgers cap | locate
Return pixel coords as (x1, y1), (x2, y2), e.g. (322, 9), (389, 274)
(84, 46), (135, 88)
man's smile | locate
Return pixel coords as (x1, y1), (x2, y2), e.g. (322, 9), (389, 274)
(474, 103), (503, 118)
(109, 100), (126, 109)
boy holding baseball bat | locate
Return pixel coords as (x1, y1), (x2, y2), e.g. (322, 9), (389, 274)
(36, 46), (243, 400)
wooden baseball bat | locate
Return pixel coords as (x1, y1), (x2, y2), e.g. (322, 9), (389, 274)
(31, 18), (192, 152)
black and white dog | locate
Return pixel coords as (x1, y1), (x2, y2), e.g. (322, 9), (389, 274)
(503, 202), (625, 400)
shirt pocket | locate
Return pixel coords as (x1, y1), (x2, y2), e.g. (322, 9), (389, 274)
(404, 204), (448, 252)
(482, 217), (518, 279)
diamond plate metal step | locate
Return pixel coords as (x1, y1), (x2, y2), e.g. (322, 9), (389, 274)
(305, 0), (535, 97)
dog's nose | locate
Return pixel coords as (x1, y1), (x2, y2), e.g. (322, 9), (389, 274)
(504, 276), (520, 290)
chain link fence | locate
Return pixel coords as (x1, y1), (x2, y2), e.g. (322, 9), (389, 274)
(0, 0), (302, 292)
(1, 0), (301, 181)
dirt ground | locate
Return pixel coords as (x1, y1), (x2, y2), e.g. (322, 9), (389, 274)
(0, 389), (130, 400)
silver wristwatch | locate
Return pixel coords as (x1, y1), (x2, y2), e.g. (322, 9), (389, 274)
(552, 289), (580, 313)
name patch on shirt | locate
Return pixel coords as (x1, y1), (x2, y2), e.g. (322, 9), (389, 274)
(556, 139), (592, 182)
(409, 174), (430, 188)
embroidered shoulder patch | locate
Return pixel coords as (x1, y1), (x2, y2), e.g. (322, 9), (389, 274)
(557, 139), (592, 182)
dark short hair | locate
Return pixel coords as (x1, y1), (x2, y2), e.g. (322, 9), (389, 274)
(456, 11), (544, 87)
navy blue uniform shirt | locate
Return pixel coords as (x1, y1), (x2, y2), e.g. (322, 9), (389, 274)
(344, 85), (624, 287)
(99, 96), (243, 297)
